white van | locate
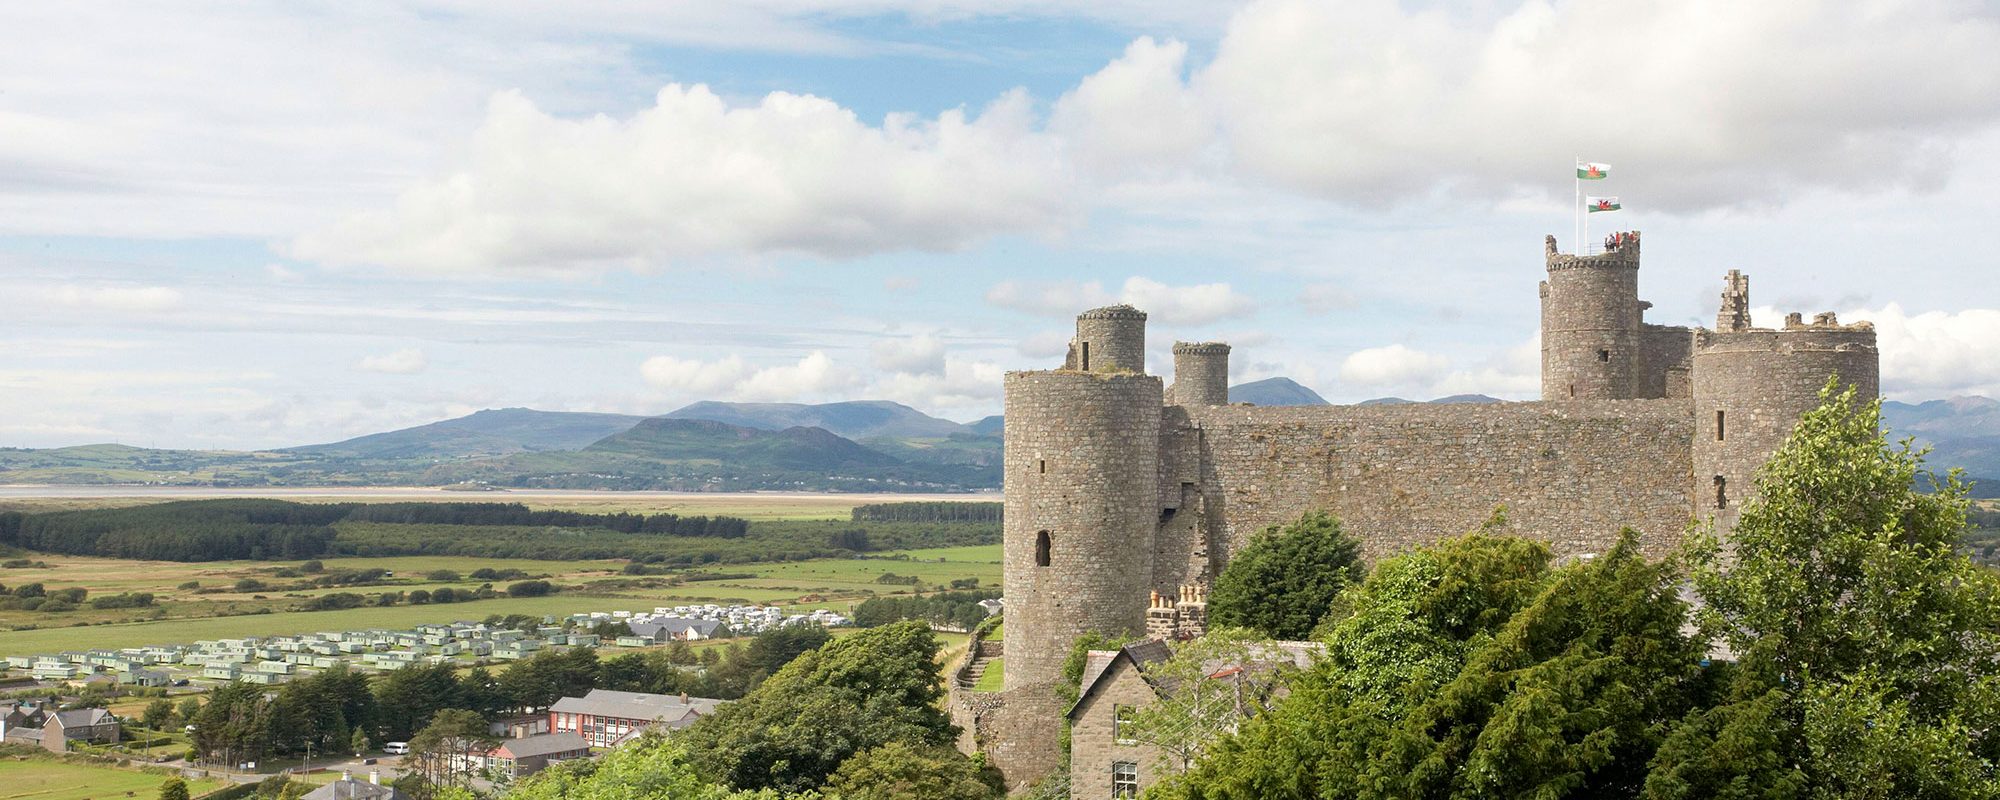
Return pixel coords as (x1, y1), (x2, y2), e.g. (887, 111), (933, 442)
(383, 742), (410, 755)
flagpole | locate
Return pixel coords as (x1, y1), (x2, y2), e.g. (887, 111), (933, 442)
(1573, 156), (1582, 255)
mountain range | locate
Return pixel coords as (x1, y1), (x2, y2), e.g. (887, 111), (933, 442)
(2, 385), (1996, 494)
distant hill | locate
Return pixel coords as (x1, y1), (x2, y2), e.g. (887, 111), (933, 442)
(1359, 394), (1505, 406)
(966, 416), (1005, 436)
(663, 400), (968, 439)
(422, 418), (996, 491)
(1230, 377), (1330, 406)
(1883, 396), (2000, 481)
(287, 408), (646, 459)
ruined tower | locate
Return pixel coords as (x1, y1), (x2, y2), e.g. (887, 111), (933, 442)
(1169, 342), (1231, 406)
(1068, 304), (1149, 374)
(1541, 233), (1645, 400)
(1690, 273), (1878, 534)
(1004, 306), (1162, 691)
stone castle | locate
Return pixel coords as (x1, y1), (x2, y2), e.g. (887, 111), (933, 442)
(957, 232), (1880, 789)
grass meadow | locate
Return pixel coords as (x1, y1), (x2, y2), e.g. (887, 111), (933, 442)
(0, 758), (223, 800)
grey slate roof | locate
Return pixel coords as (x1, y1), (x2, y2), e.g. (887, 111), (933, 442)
(627, 619), (724, 639)
(303, 780), (406, 800)
(549, 689), (725, 728)
(52, 708), (116, 727)
(493, 732), (589, 758)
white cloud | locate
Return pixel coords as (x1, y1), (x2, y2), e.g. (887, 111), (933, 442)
(1842, 304), (2000, 398)
(870, 357), (1006, 413)
(1051, 36), (1211, 175)
(1119, 277), (1255, 325)
(1017, 330), (1073, 359)
(1298, 283), (1356, 314)
(1182, 0), (2000, 208)
(355, 348), (429, 375)
(292, 86), (1074, 273)
(640, 351), (857, 401)
(1338, 344), (1450, 387)
(986, 276), (1252, 324)
(871, 333), (948, 375)
(18, 284), (184, 313)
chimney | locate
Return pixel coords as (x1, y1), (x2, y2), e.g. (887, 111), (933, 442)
(368, 770), (380, 785)
(340, 770), (352, 782)
(679, 692), (690, 704)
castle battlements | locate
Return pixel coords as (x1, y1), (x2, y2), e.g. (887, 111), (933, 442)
(965, 232), (1885, 790)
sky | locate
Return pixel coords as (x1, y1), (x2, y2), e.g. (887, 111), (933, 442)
(4, 0), (2000, 450)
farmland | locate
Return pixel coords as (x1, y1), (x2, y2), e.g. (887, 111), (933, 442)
(0, 544), (999, 656)
(0, 757), (223, 800)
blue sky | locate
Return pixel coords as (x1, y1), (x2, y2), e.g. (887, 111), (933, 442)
(4, 1), (1999, 449)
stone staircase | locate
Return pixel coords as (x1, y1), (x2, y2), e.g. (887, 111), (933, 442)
(956, 639), (1003, 690)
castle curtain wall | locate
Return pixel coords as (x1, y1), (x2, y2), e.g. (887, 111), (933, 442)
(1178, 399), (1696, 565)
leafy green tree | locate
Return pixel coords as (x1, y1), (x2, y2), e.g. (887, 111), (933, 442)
(1159, 531), (1705, 800)
(351, 727), (371, 756)
(176, 696), (202, 726)
(823, 741), (1001, 800)
(1649, 384), (2000, 798)
(1208, 511), (1363, 640)
(408, 709), (493, 792)
(158, 777), (190, 800)
(374, 664), (467, 741)
(681, 620), (956, 793)
(497, 647), (599, 710)
(511, 735), (783, 800)
(142, 698), (175, 730)
(743, 624), (832, 675)
(1126, 630), (1298, 774)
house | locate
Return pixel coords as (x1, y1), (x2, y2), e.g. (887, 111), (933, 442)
(0, 704), (121, 753)
(549, 689), (727, 747)
(1066, 639), (1321, 800)
(625, 618), (723, 643)
(478, 732), (591, 777)
(302, 772), (407, 800)
(489, 715), (550, 739)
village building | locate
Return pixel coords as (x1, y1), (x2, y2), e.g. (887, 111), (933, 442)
(549, 689), (726, 748)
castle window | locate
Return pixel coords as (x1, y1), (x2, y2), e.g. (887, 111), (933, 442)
(1038, 459), (1047, 474)
(1112, 761), (1139, 798)
(1035, 531), (1051, 567)
(1714, 476), (1728, 509)
(1598, 349), (1611, 362)
(1716, 411), (1726, 441)
(1081, 342), (1091, 371)
(1114, 704), (1137, 745)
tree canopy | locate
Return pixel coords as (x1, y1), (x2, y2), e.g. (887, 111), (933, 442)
(1207, 510), (1364, 640)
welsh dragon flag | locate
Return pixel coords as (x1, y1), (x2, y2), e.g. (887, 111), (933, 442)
(1577, 162), (1610, 179)
(1587, 196), (1622, 213)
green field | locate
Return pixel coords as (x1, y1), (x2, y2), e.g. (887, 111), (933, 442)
(0, 758), (223, 800)
(0, 545), (1002, 656)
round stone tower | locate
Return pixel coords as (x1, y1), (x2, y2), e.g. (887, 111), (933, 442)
(1073, 304), (1149, 375)
(1691, 287), (1879, 535)
(1541, 233), (1644, 400)
(1170, 341), (1231, 406)
(1001, 369), (1161, 691)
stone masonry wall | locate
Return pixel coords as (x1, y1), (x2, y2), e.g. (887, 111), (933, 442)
(1640, 323), (1694, 399)
(1542, 235), (1644, 400)
(1069, 660), (1164, 800)
(1004, 370), (1162, 691)
(1181, 399), (1696, 564)
(1075, 306), (1149, 375)
(1170, 342), (1231, 406)
(1691, 324), (1879, 536)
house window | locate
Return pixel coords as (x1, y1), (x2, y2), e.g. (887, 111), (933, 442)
(1714, 476), (1727, 509)
(1035, 531), (1052, 567)
(1716, 410), (1726, 441)
(1598, 349), (1610, 362)
(1112, 761), (1140, 798)
(1114, 704), (1137, 745)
